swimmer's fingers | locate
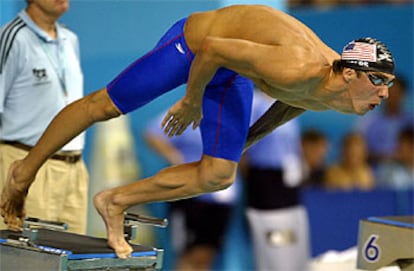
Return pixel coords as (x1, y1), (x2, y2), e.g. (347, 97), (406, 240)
(167, 116), (193, 137)
(175, 121), (192, 136)
(174, 112), (202, 136)
(162, 112), (182, 135)
(161, 112), (173, 130)
(162, 114), (175, 135)
(174, 114), (202, 136)
(192, 118), (201, 130)
(161, 98), (202, 136)
(162, 114), (183, 137)
(168, 122), (185, 137)
(163, 116), (201, 136)
(162, 100), (187, 135)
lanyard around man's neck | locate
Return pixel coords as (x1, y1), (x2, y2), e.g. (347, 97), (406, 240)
(39, 34), (68, 102)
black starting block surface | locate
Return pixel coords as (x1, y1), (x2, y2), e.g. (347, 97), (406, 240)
(0, 229), (156, 260)
(0, 229), (164, 270)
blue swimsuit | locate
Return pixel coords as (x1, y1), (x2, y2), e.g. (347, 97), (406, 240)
(107, 18), (253, 162)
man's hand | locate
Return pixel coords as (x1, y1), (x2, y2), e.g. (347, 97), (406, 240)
(162, 97), (203, 137)
(0, 160), (31, 231)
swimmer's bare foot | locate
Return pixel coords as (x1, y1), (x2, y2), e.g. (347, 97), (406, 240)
(93, 190), (132, 259)
(0, 160), (31, 231)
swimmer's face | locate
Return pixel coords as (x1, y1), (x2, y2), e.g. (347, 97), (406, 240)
(347, 69), (395, 115)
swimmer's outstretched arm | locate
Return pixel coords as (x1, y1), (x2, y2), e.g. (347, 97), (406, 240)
(243, 101), (305, 151)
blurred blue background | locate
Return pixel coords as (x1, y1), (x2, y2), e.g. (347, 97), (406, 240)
(1, 1), (413, 270)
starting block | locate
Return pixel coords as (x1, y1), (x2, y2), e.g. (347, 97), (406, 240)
(0, 212), (168, 271)
(357, 216), (414, 271)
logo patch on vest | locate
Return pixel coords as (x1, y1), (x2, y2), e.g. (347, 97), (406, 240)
(32, 68), (48, 81)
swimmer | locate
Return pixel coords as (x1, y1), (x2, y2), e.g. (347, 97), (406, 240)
(1, 5), (395, 258)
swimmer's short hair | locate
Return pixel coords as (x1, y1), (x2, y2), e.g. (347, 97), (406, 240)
(332, 59), (345, 73)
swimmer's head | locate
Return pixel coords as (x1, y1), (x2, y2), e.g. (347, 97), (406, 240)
(340, 37), (395, 75)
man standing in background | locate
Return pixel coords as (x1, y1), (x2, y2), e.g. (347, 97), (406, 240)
(240, 90), (309, 271)
(0, 0), (88, 234)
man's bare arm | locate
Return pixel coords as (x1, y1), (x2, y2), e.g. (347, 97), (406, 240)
(243, 101), (305, 151)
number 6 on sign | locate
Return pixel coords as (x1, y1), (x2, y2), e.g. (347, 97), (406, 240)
(363, 234), (381, 262)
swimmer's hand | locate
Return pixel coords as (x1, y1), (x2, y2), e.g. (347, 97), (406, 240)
(162, 97), (203, 137)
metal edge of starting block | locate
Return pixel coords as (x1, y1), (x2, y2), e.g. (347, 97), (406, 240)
(0, 240), (164, 271)
(66, 248), (164, 270)
(0, 241), (69, 270)
(1, 214), (167, 270)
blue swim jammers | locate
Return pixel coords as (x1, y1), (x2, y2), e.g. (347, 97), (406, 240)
(107, 18), (254, 162)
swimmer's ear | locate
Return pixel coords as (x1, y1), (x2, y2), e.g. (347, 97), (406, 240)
(343, 67), (356, 83)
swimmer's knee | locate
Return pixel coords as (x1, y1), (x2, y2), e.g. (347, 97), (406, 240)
(198, 156), (237, 193)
